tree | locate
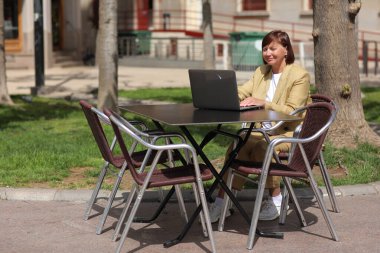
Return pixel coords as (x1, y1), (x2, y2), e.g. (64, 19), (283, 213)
(0, 0), (13, 105)
(97, 0), (118, 110)
(202, 0), (214, 69)
(312, 0), (380, 147)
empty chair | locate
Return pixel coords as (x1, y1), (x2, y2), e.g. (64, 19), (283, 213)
(106, 109), (216, 253)
(107, 111), (196, 241)
(221, 102), (339, 250)
(79, 100), (188, 235)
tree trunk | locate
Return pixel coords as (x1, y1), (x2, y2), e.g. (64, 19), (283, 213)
(97, 0), (118, 111)
(0, 0), (14, 105)
(313, 0), (379, 147)
(202, 0), (214, 69)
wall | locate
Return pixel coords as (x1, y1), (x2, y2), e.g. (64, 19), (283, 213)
(185, 0), (202, 31)
(43, 0), (53, 67)
(62, 0), (82, 56)
(21, 0), (34, 55)
(80, 0), (97, 56)
(358, 1), (380, 33)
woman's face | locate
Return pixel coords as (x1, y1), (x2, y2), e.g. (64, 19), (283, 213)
(262, 41), (287, 68)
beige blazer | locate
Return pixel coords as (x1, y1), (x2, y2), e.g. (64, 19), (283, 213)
(238, 63), (311, 136)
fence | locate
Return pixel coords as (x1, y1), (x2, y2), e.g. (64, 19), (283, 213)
(117, 35), (316, 73)
(118, 36), (208, 60)
(362, 40), (379, 76)
(118, 8), (380, 63)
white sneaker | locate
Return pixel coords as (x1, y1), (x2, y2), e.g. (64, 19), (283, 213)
(208, 202), (231, 223)
(258, 200), (281, 221)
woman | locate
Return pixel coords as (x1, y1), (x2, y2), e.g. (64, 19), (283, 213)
(209, 30), (311, 223)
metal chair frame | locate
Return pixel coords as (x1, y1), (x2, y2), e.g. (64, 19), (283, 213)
(222, 102), (339, 250)
(107, 110), (216, 253)
(79, 101), (188, 235)
(108, 111), (194, 240)
(230, 94), (340, 226)
(218, 107), (308, 232)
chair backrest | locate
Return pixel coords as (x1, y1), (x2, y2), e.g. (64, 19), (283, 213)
(108, 110), (150, 137)
(310, 94), (332, 103)
(104, 109), (149, 181)
(311, 93), (338, 111)
(287, 102), (336, 172)
(79, 100), (119, 166)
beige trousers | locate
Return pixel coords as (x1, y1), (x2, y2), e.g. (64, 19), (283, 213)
(225, 132), (290, 190)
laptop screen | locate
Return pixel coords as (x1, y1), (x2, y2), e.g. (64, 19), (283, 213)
(188, 69), (242, 110)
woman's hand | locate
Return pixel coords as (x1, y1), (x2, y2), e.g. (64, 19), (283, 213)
(240, 97), (265, 107)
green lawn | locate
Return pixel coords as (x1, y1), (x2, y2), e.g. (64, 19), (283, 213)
(362, 87), (380, 123)
(0, 87), (379, 189)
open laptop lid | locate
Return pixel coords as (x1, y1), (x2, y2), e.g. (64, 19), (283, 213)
(189, 69), (262, 111)
(189, 69), (241, 110)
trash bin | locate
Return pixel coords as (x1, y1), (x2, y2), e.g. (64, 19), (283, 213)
(229, 31), (266, 71)
(118, 30), (152, 55)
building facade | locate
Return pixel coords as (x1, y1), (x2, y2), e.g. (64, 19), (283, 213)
(4, 0), (380, 69)
(5, 0), (95, 69)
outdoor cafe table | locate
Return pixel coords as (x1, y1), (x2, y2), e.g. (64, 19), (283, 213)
(119, 103), (301, 247)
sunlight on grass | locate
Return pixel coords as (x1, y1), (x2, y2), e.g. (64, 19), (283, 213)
(0, 88), (379, 189)
(324, 142), (380, 185)
(119, 87), (192, 103)
(362, 87), (380, 123)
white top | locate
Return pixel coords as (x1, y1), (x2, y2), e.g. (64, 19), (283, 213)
(266, 73), (282, 103)
(262, 73), (282, 129)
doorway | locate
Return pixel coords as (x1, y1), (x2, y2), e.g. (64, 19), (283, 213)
(137, 0), (153, 30)
(51, 0), (63, 51)
(4, 0), (22, 52)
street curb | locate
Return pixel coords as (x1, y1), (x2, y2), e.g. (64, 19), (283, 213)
(1, 181), (380, 202)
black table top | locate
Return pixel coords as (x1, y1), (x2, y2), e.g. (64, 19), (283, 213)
(119, 103), (300, 126)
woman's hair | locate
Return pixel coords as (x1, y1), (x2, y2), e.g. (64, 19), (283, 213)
(261, 30), (295, 64)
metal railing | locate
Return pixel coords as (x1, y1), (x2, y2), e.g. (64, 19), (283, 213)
(117, 8), (380, 74)
(118, 36), (207, 61)
(117, 35), (316, 73)
(362, 40), (379, 76)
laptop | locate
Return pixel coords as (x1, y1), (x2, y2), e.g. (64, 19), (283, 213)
(188, 69), (263, 111)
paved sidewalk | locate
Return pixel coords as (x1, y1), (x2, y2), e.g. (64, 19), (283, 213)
(5, 65), (252, 98)
(7, 66), (185, 95)
(1, 194), (380, 253)
(1, 183), (379, 252)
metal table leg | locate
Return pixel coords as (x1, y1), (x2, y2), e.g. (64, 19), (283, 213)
(163, 125), (283, 248)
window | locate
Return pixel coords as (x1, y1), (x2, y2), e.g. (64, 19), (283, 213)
(243, 0), (266, 11)
(4, 0), (22, 52)
(4, 0), (19, 39)
(217, 44), (223, 57)
(301, 0), (313, 11)
(236, 0), (269, 18)
(307, 0), (313, 10)
(300, 0), (313, 18)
